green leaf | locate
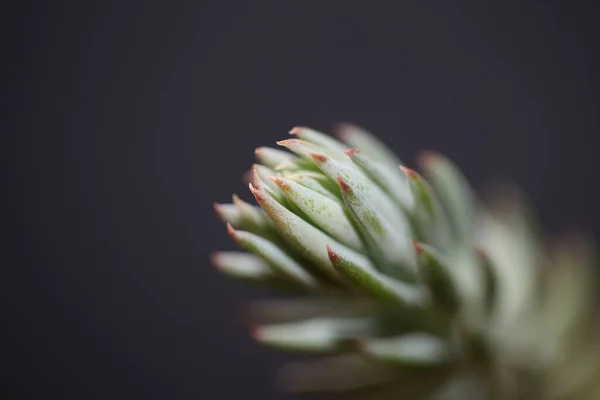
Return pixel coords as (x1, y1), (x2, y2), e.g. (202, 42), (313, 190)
(213, 202), (243, 226)
(327, 245), (425, 306)
(281, 170), (340, 200)
(210, 251), (303, 292)
(312, 153), (416, 279)
(334, 122), (403, 169)
(245, 298), (376, 324)
(401, 166), (452, 250)
(254, 146), (297, 169)
(346, 149), (414, 211)
(359, 333), (452, 366)
(252, 316), (375, 354)
(227, 224), (321, 290)
(418, 151), (478, 244)
(289, 126), (350, 153)
(413, 241), (460, 316)
(249, 182), (368, 284)
(270, 176), (364, 251)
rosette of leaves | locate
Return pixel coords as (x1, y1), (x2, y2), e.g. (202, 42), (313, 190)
(212, 124), (599, 399)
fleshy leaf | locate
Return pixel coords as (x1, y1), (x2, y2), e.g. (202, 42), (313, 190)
(289, 126), (350, 154)
(227, 224), (320, 290)
(211, 251), (302, 291)
(249, 183), (367, 284)
(281, 170), (340, 200)
(418, 151), (478, 244)
(252, 317), (375, 354)
(213, 203), (243, 226)
(246, 298), (376, 324)
(255, 146), (297, 169)
(413, 241), (460, 316)
(327, 245), (425, 306)
(270, 176), (364, 251)
(334, 172), (416, 279)
(401, 166), (452, 250)
(334, 122), (403, 169)
(346, 149), (414, 211)
(359, 333), (452, 366)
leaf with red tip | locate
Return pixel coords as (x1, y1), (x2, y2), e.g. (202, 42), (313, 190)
(277, 138), (356, 168)
(213, 203), (243, 226)
(255, 146), (297, 169)
(345, 148), (414, 211)
(226, 224), (320, 290)
(289, 126), (350, 154)
(307, 152), (415, 278)
(413, 241), (460, 316)
(327, 245), (424, 306)
(252, 316), (374, 354)
(270, 176), (364, 251)
(359, 333), (452, 366)
(211, 251), (301, 291)
(334, 122), (403, 169)
(281, 171), (340, 200)
(400, 166), (452, 251)
(249, 183), (368, 284)
(417, 152), (478, 244)
(323, 165), (416, 280)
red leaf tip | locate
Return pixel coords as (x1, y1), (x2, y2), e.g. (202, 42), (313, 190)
(276, 139), (300, 148)
(226, 223), (239, 243)
(248, 182), (264, 203)
(417, 151), (438, 168)
(400, 166), (418, 178)
(335, 177), (351, 193)
(269, 176), (288, 189)
(412, 240), (423, 254)
(288, 126), (305, 135)
(250, 326), (263, 340)
(209, 251), (221, 267)
(310, 153), (328, 163)
(326, 245), (339, 263)
(473, 246), (486, 260)
(344, 148), (360, 156)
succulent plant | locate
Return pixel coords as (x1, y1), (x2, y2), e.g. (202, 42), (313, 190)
(212, 124), (599, 399)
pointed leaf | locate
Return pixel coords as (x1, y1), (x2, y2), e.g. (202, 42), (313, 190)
(360, 333), (452, 366)
(327, 245), (425, 306)
(413, 241), (460, 316)
(211, 251), (301, 291)
(246, 298), (375, 324)
(270, 176), (364, 251)
(327, 166), (416, 279)
(346, 149), (414, 211)
(418, 151), (478, 243)
(255, 146), (297, 169)
(227, 224), (320, 290)
(334, 122), (403, 169)
(282, 171), (340, 200)
(252, 316), (375, 354)
(289, 126), (350, 153)
(401, 166), (452, 250)
(249, 183), (365, 284)
(213, 203), (243, 226)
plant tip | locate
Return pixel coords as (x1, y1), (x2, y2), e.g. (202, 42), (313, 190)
(310, 153), (327, 163)
(412, 239), (424, 254)
(288, 127), (304, 135)
(400, 165), (418, 178)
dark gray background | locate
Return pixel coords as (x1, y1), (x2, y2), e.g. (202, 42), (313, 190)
(5, 1), (600, 399)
